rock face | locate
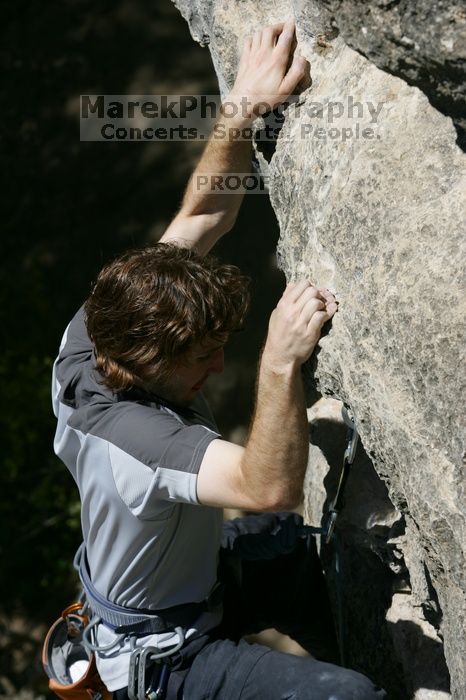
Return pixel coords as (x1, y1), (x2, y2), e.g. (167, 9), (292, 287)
(319, 0), (466, 141)
(172, 1), (466, 697)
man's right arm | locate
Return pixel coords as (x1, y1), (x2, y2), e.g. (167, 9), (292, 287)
(196, 281), (337, 511)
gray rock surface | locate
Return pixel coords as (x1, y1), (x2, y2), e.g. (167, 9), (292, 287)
(172, 0), (466, 697)
(319, 0), (466, 141)
(306, 398), (452, 699)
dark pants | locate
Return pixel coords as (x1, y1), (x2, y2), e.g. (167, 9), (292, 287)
(114, 513), (386, 699)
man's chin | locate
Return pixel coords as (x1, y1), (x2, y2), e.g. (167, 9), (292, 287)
(188, 386), (202, 400)
(175, 388), (200, 408)
(146, 382), (201, 409)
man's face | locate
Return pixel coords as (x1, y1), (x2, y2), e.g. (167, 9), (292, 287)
(151, 336), (227, 407)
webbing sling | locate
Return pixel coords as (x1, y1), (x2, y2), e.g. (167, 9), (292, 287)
(76, 544), (218, 636)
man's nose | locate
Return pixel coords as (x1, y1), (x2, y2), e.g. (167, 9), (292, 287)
(209, 348), (224, 374)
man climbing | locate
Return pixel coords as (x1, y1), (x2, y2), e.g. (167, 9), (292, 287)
(52, 19), (386, 699)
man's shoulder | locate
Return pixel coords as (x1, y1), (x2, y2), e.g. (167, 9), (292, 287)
(69, 395), (176, 442)
(53, 305), (97, 403)
(69, 395), (217, 470)
(58, 306), (92, 361)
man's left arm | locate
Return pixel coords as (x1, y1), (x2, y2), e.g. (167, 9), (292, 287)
(160, 19), (309, 256)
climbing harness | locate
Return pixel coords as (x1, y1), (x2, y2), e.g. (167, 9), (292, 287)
(42, 590), (182, 700)
(302, 405), (359, 667)
(43, 544), (223, 700)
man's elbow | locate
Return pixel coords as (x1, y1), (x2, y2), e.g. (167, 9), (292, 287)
(238, 458), (304, 512)
(219, 214), (236, 235)
(258, 486), (303, 512)
(199, 211), (235, 237)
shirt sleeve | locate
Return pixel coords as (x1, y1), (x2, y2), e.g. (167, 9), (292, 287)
(106, 404), (220, 519)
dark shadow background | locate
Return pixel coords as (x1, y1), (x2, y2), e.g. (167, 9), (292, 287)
(0, 1), (283, 694)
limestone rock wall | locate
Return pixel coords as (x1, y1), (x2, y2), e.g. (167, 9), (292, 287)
(172, 1), (466, 697)
(318, 0), (466, 140)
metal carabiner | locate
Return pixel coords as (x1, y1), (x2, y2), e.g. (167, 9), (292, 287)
(324, 407), (359, 544)
(344, 423), (359, 465)
(128, 628), (185, 700)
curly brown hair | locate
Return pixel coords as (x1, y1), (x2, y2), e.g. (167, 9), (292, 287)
(84, 243), (250, 393)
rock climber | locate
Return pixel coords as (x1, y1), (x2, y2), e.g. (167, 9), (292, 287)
(52, 19), (386, 699)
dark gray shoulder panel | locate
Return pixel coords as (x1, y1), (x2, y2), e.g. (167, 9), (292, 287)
(55, 306), (115, 409)
(69, 400), (220, 474)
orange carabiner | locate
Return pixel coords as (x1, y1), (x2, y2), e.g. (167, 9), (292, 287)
(61, 601), (86, 618)
(61, 602), (88, 638)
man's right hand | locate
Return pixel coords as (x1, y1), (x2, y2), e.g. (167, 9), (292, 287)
(197, 280), (337, 512)
(263, 281), (337, 372)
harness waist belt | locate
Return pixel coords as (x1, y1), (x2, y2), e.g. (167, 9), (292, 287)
(77, 545), (223, 636)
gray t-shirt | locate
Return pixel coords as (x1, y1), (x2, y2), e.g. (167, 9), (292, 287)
(52, 307), (223, 690)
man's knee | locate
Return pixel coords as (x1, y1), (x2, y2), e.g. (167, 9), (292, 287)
(296, 663), (387, 700)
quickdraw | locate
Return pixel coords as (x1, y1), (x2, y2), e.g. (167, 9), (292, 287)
(302, 404), (359, 667)
(127, 634), (184, 700)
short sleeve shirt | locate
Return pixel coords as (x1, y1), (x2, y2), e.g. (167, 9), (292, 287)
(52, 307), (224, 687)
